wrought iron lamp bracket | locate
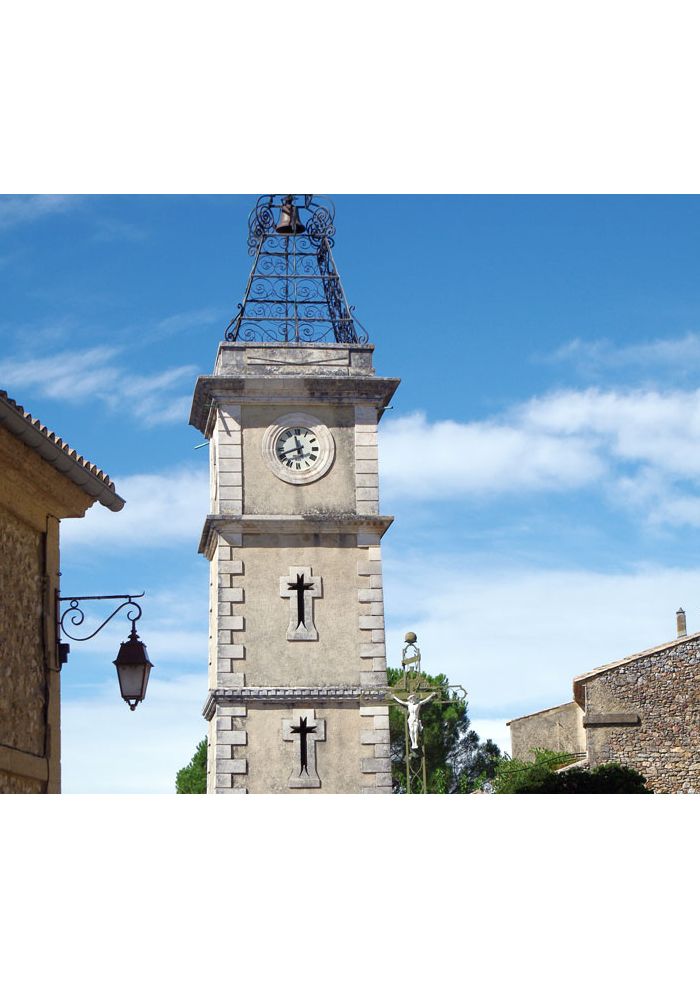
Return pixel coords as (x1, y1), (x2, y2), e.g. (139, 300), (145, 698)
(57, 592), (145, 662)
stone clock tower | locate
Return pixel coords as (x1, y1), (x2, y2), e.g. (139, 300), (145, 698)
(190, 195), (399, 793)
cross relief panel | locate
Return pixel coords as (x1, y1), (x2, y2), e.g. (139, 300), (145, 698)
(279, 566), (323, 641)
(282, 709), (326, 788)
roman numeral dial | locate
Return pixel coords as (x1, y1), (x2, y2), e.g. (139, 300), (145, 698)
(275, 427), (320, 472)
(263, 414), (335, 486)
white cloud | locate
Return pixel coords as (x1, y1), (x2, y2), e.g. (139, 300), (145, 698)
(62, 465), (208, 548)
(0, 345), (197, 427)
(0, 194), (78, 229)
(61, 673), (207, 793)
(383, 556), (700, 722)
(521, 388), (700, 477)
(548, 332), (700, 374)
(380, 411), (603, 499)
(380, 387), (700, 527)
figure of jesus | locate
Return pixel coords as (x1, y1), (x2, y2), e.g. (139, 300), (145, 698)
(390, 692), (436, 750)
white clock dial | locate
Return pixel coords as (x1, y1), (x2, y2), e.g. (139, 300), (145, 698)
(262, 413), (335, 485)
(275, 427), (320, 472)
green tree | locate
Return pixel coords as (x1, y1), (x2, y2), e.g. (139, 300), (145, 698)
(175, 738), (207, 793)
(519, 762), (651, 794)
(387, 668), (501, 793)
(492, 749), (578, 793)
(491, 750), (651, 793)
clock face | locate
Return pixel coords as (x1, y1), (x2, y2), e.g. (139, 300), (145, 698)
(262, 413), (335, 485)
(275, 426), (320, 473)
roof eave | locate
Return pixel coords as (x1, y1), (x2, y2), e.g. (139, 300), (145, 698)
(0, 396), (125, 512)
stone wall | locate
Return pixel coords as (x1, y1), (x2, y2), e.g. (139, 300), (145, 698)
(508, 701), (585, 762)
(0, 502), (46, 765)
(0, 769), (43, 794)
(583, 636), (700, 793)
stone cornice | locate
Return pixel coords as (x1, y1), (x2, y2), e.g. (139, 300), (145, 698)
(199, 513), (394, 557)
(203, 686), (390, 720)
(190, 374), (400, 436)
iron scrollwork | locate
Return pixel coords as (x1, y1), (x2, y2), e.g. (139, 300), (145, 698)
(58, 593), (144, 643)
(224, 194), (368, 345)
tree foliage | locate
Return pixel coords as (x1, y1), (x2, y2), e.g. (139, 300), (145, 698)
(491, 749), (651, 793)
(175, 738), (207, 793)
(520, 762), (651, 794)
(387, 668), (501, 793)
(492, 749), (578, 793)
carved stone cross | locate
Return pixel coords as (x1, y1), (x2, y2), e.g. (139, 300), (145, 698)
(279, 566), (322, 641)
(282, 709), (326, 788)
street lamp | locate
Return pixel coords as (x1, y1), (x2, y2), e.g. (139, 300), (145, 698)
(113, 623), (153, 711)
(57, 593), (154, 710)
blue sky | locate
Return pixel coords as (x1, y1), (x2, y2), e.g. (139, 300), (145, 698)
(4, 193), (700, 792)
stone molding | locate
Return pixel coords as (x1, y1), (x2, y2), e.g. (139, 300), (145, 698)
(190, 374), (399, 436)
(199, 513), (394, 558)
(583, 712), (641, 727)
(203, 687), (390, 720)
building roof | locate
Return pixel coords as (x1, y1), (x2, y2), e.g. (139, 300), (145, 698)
(572, 630), (700, 705)
(506, 700), (580, 726)
(0, 390), (125, 512)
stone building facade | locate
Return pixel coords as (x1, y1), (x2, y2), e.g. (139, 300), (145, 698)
(0, 391), (124, 793)
(508, 629), (700, 793)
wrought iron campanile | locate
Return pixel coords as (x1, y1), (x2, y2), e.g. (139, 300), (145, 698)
(224, 194), (367, 345)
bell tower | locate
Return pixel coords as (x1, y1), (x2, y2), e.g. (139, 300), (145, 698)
(190, 195), (399, 793)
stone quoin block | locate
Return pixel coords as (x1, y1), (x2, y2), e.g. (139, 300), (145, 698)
(217, 731), (247, 746)
(358, 562), (382, 576)
(219, 644), (246, 659)
(217, 759), (248, 775)
(360, 672), (387, 687)
(359, 616), (384, 630)
(217, 705), (247, 718)
(359, 643), (386, 658)
(216, 672), (245, 689)
(361, 758), (391, 774)
(217, 617), (245, 631)
(358, 589), (383, 603)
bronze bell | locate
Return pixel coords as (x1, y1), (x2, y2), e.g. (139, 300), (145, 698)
(276, 196), (305, 234)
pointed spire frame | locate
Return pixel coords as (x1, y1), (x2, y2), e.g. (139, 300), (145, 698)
(224, 195), (368, 346)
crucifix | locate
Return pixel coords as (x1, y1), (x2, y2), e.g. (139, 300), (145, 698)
(382, 632), (468, 794)
(282, 709), (326, 788)
(279, 566), (323, 641)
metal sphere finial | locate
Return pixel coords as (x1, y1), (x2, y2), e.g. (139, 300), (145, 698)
(404, 631), (418, 644)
